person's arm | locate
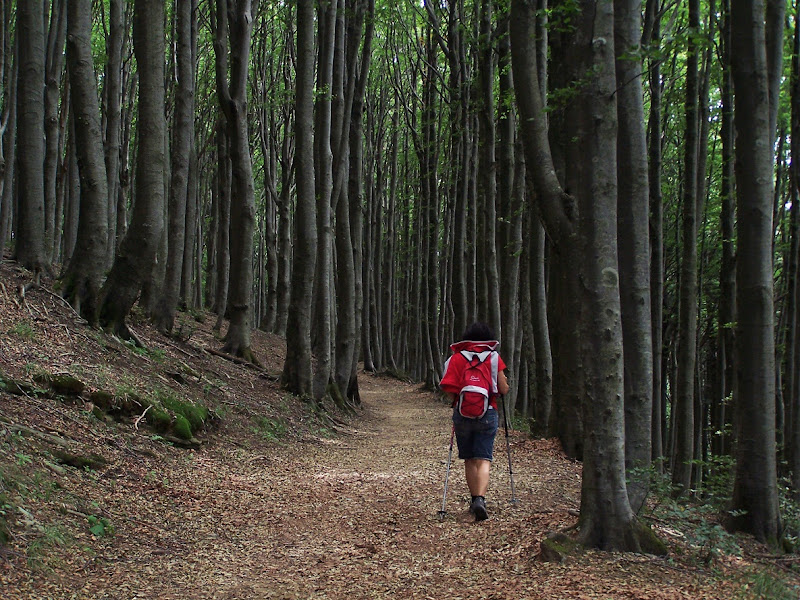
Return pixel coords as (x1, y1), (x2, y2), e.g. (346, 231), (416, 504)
(497, 369), (509, 396)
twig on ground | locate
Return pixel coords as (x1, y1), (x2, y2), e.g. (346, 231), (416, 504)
(134, 405), (152, 431)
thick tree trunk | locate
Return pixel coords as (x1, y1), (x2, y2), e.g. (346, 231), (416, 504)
(99, 0), (166, 338)
(282, 0), (317, 397)
(727, 0), (782, 547)
(573, 0), (662, 553)
(14, 0), (47, 274)
(60, 0), (109, 324)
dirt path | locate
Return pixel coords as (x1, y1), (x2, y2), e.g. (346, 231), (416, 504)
(6, 374), (745, 599)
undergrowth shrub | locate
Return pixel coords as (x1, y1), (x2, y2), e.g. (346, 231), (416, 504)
(733, 567), (799, 600)
(632, 458), (742, 563)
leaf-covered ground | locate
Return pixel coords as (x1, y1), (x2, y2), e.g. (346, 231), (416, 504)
(0, 260), (797, 599)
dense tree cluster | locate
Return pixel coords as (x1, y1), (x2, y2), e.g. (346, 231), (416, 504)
(0, 0), (791, 551)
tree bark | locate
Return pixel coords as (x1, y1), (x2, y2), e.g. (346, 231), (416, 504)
(43, 0), (67, 265)
(103, 0), (125, 268)
(60, 0), (109, 325)
(14, 0), (47, 275)
(155, 0), (196, 333)
(727, 0), (782, 547)
(672, 0), (700, 494)
(215, 0), (258, 361)
(615, 0), (653, 513)
(98, 0), (166, 338)
(282, 0), (317, 397)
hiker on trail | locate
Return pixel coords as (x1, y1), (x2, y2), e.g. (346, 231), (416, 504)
(439, 322), (509, 521)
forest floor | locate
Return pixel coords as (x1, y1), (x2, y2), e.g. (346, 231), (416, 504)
(1, 259), (799, 599)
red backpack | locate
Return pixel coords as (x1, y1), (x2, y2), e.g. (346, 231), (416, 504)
(455, 349), (500, 419)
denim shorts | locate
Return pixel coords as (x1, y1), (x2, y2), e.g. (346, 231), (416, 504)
(453, 408), (499, 461)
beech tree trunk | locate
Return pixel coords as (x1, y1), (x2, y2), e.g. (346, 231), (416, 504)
(60, 0), (109, 324)
(103, 0), (125, 267)
(215, 0), (258, 361)
(672, 0), (701, 494)
(615, 0), (653, 512)
(727, 0), (782, 547)
(99, 0), (166, 338)
(155, 0), (196, 333)
(14, 0), (47, 275)
(43, 0), (67, 265)
(282, 0), (317, 397)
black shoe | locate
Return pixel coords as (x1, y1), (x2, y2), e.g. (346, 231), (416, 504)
(471, 496), (488, 521)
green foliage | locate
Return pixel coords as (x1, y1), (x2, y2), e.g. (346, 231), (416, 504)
(27, 525), (68, 571)
(87, 515), (114, 538)
(10, 320), (36, 340)
(778, 478), (800, 553)
(733, 568), (799, 600)
(252, 415), (287, 442)
(633, 462), (742, 564)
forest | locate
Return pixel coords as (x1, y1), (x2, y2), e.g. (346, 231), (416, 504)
(0, 0), (798, 576)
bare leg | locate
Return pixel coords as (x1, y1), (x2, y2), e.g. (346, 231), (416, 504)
(464, 458), (491, 497)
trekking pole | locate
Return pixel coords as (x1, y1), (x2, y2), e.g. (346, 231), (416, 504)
(500, 396), (519, 504)
(438, 424), (456, 520)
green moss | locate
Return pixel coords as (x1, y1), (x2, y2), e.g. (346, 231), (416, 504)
(33, 373), (86, 396)
(147, 406), (172, 433)
(52, 450), (108, 471)
(160, 392), (209, 433)
(173, 415), (193, 440)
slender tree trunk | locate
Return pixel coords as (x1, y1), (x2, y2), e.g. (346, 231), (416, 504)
(311, 0), (337, 399)
(645, 0), (665, 468)
(155, 0), (196, 333)
(182, 146), (199, 309)
(672, 0), (700, 494)
(103, 0), (125, 268)
(212, 121), (231, 330)
(715, 0), (736, 460)
(615, 0), (653, 513)
(0, 42), (16, 260)
(510, 0), (583, 459)
(43, 0), (67, 265)
(60, 0), (109, 324)
(477, 0), (501, 338)
(282, 0), (317, 396)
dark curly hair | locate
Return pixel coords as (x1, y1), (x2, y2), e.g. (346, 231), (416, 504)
(461, 321), (496, 341)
